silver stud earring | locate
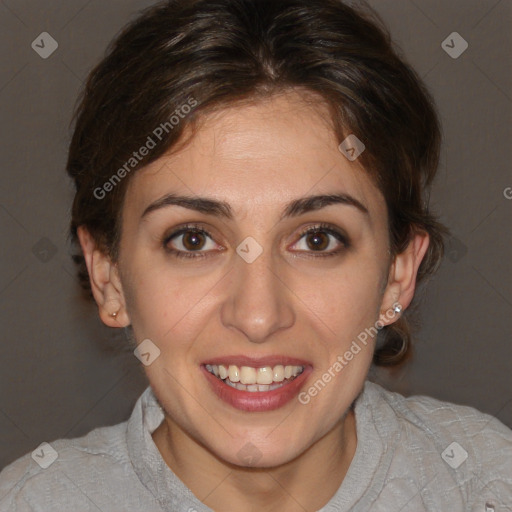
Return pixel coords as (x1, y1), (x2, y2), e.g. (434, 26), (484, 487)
(393, 303), (402, 314)
(110, 311), (119, 319)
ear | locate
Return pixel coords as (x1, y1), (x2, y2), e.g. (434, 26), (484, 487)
(378, 230), (430, 327)
(77, 226), (130, 328)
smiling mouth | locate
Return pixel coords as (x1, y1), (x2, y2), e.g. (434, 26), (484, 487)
(205, 364), (305, 392)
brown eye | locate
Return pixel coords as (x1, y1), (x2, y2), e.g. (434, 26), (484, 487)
(305, 231), (330, 251)
(162, 225), (220, 260)
(291, 224), (350, 257)
(181, 231), (207, 251)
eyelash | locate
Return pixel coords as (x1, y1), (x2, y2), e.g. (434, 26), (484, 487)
(162, 222), (350, 260)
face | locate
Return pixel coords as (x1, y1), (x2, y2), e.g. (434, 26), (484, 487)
(112, 91), (396, 467)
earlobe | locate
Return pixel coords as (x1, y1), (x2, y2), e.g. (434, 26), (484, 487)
(76, 226), (130, 328)
(379, 231), (430, 326)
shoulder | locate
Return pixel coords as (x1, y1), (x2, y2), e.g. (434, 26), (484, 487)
(364, 381), (512, 508)
(0, 385), (163, 511)
(0, 421), (132, 511)
(369, 380), (511, 435)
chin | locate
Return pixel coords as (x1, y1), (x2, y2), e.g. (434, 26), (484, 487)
(210, 434), (308, 470)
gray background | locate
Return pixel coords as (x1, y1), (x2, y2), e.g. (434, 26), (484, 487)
(0, 0), (511, 470)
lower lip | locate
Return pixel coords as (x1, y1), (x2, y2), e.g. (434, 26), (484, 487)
(201, 365), (312, 412)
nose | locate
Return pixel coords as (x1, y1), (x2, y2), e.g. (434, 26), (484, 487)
(220, 245), (295, 343)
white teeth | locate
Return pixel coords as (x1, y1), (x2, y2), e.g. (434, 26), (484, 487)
(206, 363), (305, 389)
(228, 365), (240, 382)
(240, 366), (257, 385)
(257, 367), (273, 385)
(218, 365), (228, 379)
(273, 365), (285, 382)
(225, 379), (290, 393)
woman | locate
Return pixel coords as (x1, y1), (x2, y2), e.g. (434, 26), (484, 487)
(1, 0), (511, 510)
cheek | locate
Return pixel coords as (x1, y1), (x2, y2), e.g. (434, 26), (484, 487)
(291, 257), (384, 334)
(121, 256), (223, 342)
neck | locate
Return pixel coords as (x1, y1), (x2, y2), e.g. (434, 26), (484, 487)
(152, 408), (357, 512)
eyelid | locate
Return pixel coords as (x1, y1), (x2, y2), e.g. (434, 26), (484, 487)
(289, 222), (350, 253)
(162, 223), (221, 253)
(295, 222), (349, 242)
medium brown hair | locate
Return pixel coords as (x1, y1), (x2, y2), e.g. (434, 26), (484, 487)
(67, 0), (449, 366)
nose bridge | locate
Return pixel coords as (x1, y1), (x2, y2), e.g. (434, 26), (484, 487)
(220, 240), (294, 343)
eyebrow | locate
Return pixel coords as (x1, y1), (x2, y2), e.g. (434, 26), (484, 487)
(141, 192), (369, 222)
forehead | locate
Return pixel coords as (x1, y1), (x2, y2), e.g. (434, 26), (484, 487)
(125, 91), (385, 220)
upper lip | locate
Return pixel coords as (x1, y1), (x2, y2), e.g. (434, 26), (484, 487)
(202, 355), (311, 368)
